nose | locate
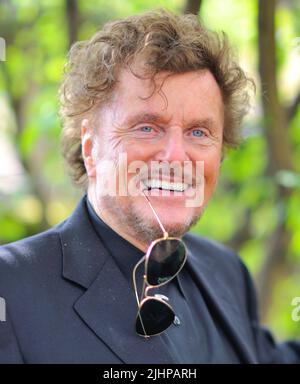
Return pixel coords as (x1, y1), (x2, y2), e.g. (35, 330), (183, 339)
(154, 126), (189, 162)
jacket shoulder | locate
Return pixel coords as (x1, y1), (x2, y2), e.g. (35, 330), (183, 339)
(0, 225), (64, 280)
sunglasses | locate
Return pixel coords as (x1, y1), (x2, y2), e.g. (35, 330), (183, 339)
(132, 190), (187, 338)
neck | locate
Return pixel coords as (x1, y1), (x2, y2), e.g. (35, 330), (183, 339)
(87, 190), (148, 253)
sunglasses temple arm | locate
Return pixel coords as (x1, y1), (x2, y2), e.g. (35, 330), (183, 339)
(132, 256), (150, 339)
(141, 189), (168, 238)
(132, 255), (146, 307)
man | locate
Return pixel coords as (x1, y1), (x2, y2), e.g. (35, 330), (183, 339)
(0, 10), (299, 364)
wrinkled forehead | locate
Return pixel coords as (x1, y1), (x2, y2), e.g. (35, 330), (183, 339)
(114, 67), (214, 99)
(107, 67), (224, 126)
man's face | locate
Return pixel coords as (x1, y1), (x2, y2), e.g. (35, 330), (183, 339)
(84, 68), (224, 245)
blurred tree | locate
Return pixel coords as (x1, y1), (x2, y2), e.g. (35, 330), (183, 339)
(257, 0), (299, 320)
(0, 2), (50, 231)
(184, 0), (201, 15)
(66, 0), (80, 47)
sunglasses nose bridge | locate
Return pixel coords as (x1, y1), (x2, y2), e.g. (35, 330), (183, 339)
(144, 285), (153, 297)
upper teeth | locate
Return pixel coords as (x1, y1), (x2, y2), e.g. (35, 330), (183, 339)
(142, 179), (189, 192)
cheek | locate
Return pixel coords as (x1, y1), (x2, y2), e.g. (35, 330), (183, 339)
(119, 142), (155, 167)
(199, 151), (222, 186)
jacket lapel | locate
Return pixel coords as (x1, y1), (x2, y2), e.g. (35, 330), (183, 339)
(73, 254), (175, 363)
(59, 197), (174, 363)
(184, 235), (258, 363)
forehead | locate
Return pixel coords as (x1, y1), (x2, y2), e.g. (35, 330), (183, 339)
(107, 68), (224, 125)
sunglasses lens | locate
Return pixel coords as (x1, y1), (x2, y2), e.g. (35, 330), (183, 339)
(136, 298), (174, 336)
(147, 239), (186, 286)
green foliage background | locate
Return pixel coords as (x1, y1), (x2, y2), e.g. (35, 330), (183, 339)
(0, 0), (299, 340)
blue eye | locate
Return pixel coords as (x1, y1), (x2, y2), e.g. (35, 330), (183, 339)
(192, 129), (204, 137)
(140, 126), (153, 133)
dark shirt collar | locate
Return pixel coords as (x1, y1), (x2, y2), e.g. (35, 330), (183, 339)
(85, 196), (145, 280)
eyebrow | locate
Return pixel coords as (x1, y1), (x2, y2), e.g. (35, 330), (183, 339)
(121, 112), (171, 128)
(121, 112), (216, 130)
(183, 117), (215, 130)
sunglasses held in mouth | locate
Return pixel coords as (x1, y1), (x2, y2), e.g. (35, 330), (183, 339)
(132, 190), (187, 338)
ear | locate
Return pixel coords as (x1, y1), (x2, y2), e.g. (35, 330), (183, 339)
(81, 119), (96, 177)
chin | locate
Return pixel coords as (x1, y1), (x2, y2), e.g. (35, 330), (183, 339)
(149, 211), (202, 238)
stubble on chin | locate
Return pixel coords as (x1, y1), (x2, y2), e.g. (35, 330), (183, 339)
(99, 195), (204, 245)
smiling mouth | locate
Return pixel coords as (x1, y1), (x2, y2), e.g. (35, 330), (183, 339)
(141, 179), (191, 193)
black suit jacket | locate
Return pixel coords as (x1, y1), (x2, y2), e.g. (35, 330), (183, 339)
(0, 198), (299, 363)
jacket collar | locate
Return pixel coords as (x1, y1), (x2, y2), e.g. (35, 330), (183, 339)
(60, 196), (108, 289)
